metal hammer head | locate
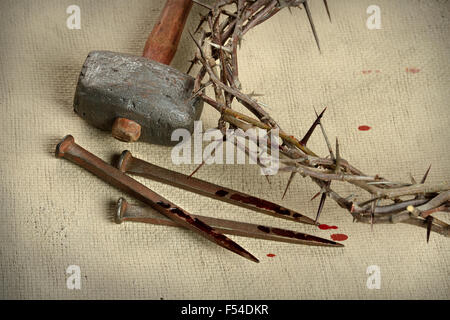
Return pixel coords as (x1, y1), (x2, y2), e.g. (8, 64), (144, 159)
(73, 51), (203, 146)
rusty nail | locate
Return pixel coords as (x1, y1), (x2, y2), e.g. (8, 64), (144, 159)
(56, 135), (259, 263)
(117, 150), (317, 225)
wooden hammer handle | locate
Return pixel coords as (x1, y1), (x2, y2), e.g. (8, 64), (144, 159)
(142, 0), (193, 65)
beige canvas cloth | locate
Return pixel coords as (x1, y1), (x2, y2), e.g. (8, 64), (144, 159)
(0, 0), (449, 299)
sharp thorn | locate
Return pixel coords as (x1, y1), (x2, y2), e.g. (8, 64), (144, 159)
(314, 192), (327, 224)
(314, 108), (319, 117)
(311, 190), (321, 201)
(189, 161), (205, 178)
(282, 171), (296, 200)
(420, 164), (432, 184)
(323, 0), (332, 23)
(410, 173), (417, 185)
(335, 137), (341, 174)
(189, 132), (229, 178)
(187, 59), (196, 74)
(370, 198), (377, 232)
(426, 216), (433, 243)
(300, 107), (327, 146)
(304, 1), (321, 53)
(193, 15), (207, 35)
(314, 107), (335, 160)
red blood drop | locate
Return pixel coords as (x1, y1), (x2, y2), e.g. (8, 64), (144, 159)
(267, 253), (276, 258)
(318, 224), (338, 230)
(406, 68), (420, 74)
(358, 125), (371, 131)
(331, 234), (348, 241)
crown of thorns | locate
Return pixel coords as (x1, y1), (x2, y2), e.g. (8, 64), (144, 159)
(187, 0), (450, 241)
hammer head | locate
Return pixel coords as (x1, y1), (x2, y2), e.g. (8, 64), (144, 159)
(73, 51), (203, 146)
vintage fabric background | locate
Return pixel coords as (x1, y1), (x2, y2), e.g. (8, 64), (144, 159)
(0, 0), (449, 299)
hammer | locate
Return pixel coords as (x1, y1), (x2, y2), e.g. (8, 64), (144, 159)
(73, 0), (203, 145)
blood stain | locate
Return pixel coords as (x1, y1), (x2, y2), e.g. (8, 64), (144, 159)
(331, 234), (348, 241)
(318, 224), (338, 230)
(215, 190), (229, 197)
(358, 125), (371, 131)
(267, 253), (276, 258)
(257, 225), (271, 233)
(230, 194), (290, 215)
(406, 67), (420, 74)
(156, 201), (171, 208)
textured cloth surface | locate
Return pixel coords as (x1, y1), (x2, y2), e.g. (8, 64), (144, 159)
(0, 0), (449, 299)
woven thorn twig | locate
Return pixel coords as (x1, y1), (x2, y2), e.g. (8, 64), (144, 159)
(188, 0), (450, 241)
